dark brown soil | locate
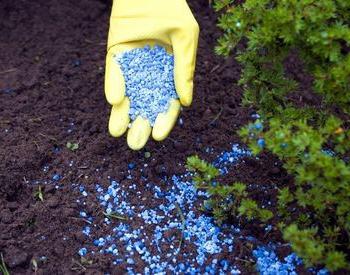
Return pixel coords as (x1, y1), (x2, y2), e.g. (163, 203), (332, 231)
(0, 0), (301, 274)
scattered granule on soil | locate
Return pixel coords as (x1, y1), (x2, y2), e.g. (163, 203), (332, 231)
(75, 144), (250, 274)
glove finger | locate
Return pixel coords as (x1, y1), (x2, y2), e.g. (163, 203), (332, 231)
(108, 97), (130, 137)
(127, 116), (152, 150)
(171, 22), (199, 107)
(105, 49), (125, 106)
(152, 99), (181, 141)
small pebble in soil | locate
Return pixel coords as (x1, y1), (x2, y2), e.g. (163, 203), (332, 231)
(115, 45), (178, 126)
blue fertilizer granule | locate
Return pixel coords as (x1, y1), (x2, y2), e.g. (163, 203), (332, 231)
(253, 246), (302, 275)
(253, 246), (330, 275)
(115, 45), (178, 126)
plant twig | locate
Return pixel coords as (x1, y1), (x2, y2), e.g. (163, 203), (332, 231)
(0, 68), (17, 75)
(34, 186), (44, 202)
(33, 141), (40, 150)
(32, 259), (38, 274)
(209, 107), (223, 125)
(167, 137), (177, 143)
(39, 133), (57, 142)
(234, 257), (255, 264)
(69, 217), (92, 224)
(28, 117), (42, 123)
(103, 212), (128, 221)
(84, 39), (106, 46)
(0, 253), (10, 275)
(77, 165), (89, 169)
(71, 259), (87, 272)
(175, 202), (186, 253)
(210, 64), (220, 73)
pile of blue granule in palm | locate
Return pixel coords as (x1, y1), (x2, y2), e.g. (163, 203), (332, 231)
(115, 45), (178, 126)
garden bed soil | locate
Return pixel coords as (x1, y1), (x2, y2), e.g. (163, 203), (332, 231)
(0, 0), (313, 274)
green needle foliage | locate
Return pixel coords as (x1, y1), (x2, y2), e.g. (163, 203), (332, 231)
(215, 0), (350, 271)
(186, 156), (272, 225)
(215, 0), (350, 116)
(241, 118), (350, 271)
(186, 156), (219, 186)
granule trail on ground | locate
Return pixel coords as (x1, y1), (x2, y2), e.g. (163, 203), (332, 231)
(75, 144), (249, 274)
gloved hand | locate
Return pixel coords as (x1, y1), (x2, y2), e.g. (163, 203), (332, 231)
(105, 0), (199, 150)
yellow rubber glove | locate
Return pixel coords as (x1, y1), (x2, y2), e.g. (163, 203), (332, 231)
(105, 0), (199, 150)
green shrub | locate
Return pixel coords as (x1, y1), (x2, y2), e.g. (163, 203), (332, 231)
(214, 0), (350, 271)
(186, 156), (272, 225)
(215, 0), (350, 116)
(240, 117), (350, 271)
